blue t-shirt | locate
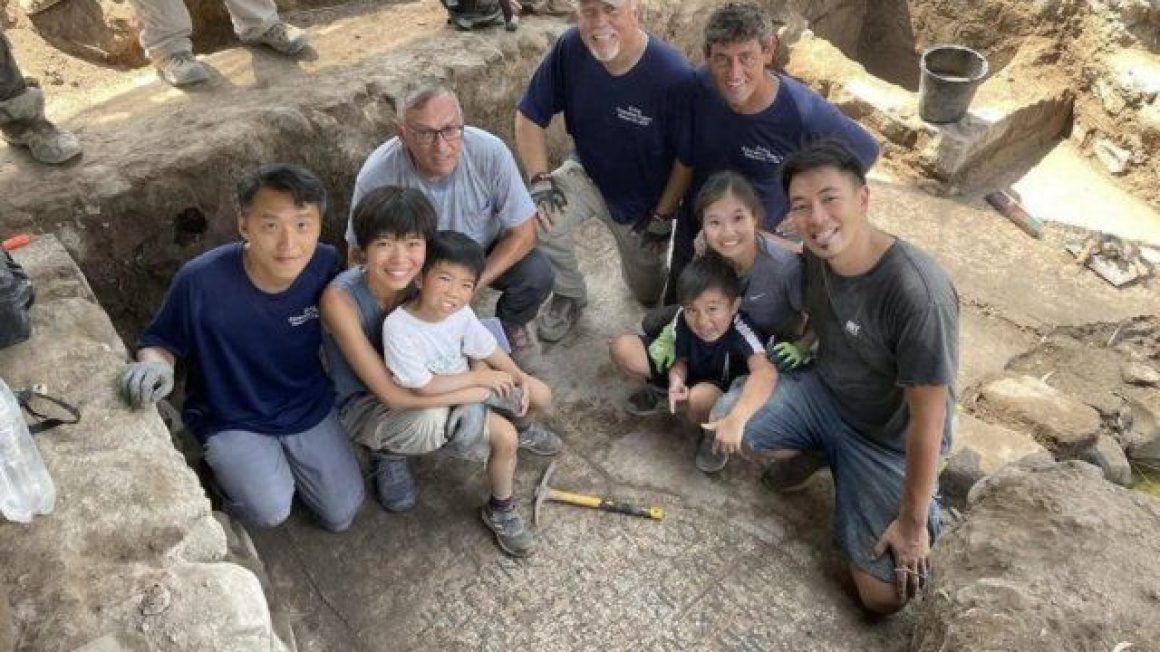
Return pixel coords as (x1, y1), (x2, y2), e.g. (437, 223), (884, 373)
(518, 28), (695, 225)
(138, 242), (340, 442)
(684, 70), (880, 230)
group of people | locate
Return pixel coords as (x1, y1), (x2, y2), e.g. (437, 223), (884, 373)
(113, 0), (959, 616)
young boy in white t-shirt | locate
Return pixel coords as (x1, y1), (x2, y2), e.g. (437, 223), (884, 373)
(381, 230), (557, 557)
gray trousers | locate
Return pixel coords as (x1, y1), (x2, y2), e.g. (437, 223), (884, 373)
(0, 31), (27, 101)
(204, 410), (366, 532)
(535, 159), (667, 306)
(127, 0), (280, 61)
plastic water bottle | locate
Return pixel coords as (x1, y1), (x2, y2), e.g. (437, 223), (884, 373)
(0, 377), (56, 523)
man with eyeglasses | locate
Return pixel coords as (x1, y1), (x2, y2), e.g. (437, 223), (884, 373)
(663, 1), (879, 304)
(345, 85), (552, 371)
(515, 0), (695, 343)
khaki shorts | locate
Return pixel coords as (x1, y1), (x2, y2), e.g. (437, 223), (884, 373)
(339, 394), (490, 463)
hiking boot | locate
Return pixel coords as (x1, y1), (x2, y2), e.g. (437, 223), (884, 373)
(154, 51), (209, 87)
(504, 322), (543, 373)
(450, 5), (504, 30)
(517, 422), (563, 456)
(695, 431), (729, 474)
(481, 504), (534, 557)
(370, 452), (417, 512)
(244, 22), (309, 55)
(624, 385), (664, 417)
(0, 87), (81, 165)
(761, 451), (827, 493)
(536, 294), (584, 343)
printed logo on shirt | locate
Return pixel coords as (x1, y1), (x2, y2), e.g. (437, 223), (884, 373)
(616, 105), (654, 127)
(288, 305), (320, 327)
(844, 320), (862, 337)
(746, 293), (766, 302)
(741, 145), (783, 165)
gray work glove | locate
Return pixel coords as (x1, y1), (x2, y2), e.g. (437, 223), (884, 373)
(120, 360), (175, 408)
(530, 175), (568, 219)
(632, 212), (674, 255)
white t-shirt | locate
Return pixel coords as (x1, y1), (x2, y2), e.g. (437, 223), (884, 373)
(382, 304), (498, 389)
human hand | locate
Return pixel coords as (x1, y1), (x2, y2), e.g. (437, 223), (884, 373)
(769, 340), (811, 372)
(120, 360), (175, 408)
(701, 416), (744, 455)
(667, 379), (688, 414)
(872, 518), (931, 601)
(531, 176), (567, 231)
(476, 369), (515, 396)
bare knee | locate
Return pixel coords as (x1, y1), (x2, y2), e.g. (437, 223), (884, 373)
(851, 567), (907, 615)
(609, 334), (649, 378)
(687, 383), (722, 423)
(487, 414), (518, 457)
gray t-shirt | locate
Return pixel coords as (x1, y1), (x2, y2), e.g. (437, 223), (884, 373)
(741, 237), (804, 343)
(345, 126), (536, 249)
(805, 239), (958, 452)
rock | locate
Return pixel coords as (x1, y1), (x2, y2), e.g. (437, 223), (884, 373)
(1123, 395), (1160, 457)
(978, 375), (1102, 455)
(1123, 361), (1160, 386)
(914, 459), (1160, 650)
(1082, 434), (1134, 486)
(1093, 137), (1132, 175)
(940, 413), (1048, 508)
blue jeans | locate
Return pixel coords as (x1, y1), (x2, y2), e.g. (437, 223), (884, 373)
(724, 371), (942, 582)
(204, 410), (365, 532)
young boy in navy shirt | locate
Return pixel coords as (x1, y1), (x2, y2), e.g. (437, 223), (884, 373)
(610, 254), (778, 474)
(381, 230), (557, 557)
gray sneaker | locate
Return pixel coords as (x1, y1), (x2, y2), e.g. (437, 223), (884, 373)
(537, 294), (584, 343)
(155, 51), (209, 87)
(761, 451), (827, 493)
(517, 422), (563, 456)
(1, 119), (81, 164)
(481, 505), (534, 557)
(695, 431), (729, 474)
(624, 385), (665, 417)
(244, 22), (309, 55)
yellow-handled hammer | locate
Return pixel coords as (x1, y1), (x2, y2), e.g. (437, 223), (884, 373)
(532, 460), (664, 525)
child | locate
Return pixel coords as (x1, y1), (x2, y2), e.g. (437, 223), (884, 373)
(381, 230), (557, 557)
(609, 254), (778, 474)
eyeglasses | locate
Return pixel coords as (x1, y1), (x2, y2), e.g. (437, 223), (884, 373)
(406, 124), (465, 145)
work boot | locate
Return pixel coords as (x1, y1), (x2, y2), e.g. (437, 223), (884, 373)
(517, 422), (563, 456)
(449, 4), (504, 30)
(0, 88), (81, 165)
(695, 431), (729, 474)
(370, 452), (417, 512)
(624, 385), (665, 417)
(504, 322), (543, 374)
(536, 294), (584, 343)
(761, 451), (827, 493)
(154, 51), (209, 87)
(481, 504), (534, 557)
(243, 21), (309, 55)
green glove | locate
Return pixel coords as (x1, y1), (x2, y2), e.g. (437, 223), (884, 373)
(648, 323), (677, 371)
(770, 340), (811, 372)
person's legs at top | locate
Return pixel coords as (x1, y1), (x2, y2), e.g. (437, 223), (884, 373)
(534, 160), (607, 342)
(601, 214), (668, 307)
(0, 33), (81, 164)
(662, 209), (698, 306)
(0, 33), (26, 100)
(489, 247), (554, 372)
(227, 0), (309, 55)
(278, 410), (366, 533)
(480, 412), (534, 557)
(203, 428), (297, 528)
(126, 0), (210, 86)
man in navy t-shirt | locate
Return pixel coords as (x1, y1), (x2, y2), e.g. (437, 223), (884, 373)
(664, 1), (879, 304)
(120, 164), (365, 533)
(515, 0), (695, 343)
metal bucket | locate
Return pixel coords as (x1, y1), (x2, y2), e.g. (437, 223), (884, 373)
(918, 45), (989, 123)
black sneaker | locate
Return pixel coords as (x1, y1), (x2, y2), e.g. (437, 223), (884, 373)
(761, 451), (826, 493)
(370, 453), (417, 512)
(625, 385), (665, 417)
(481, 505), (534, 557)
(695, 431), (729, 474)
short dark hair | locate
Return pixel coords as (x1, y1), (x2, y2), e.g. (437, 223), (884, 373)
(237, 163), (328, 218)
(424, 230), (485, 281)
(676, 253), (742, 305)
(703, 2), (776, 53)
(778, 139), (868, 195)
(351, 186), (437, 250)
(693, 170), (765, 225)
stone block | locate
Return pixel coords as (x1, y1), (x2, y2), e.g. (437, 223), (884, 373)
(1081, 434), (1134, 486)
(978, 375), (1102, 455)
(940, 413), (1049, 508)
(1123, 361), (1160, 386)
(1094, 137), (1132, 175)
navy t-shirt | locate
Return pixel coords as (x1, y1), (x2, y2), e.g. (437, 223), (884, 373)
(518, 28), (695, 225)
(684, 70), (880, 230)
(138, 242), (341, 442)
(660, 310), (765, 390)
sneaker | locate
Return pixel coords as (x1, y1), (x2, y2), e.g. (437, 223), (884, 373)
(1, 119), (81, 165)
(517, 422), (563, 456)
(370, 452), (417, 512)
(624, 385), (665, 417)
(761, 451), (827, 493)
(154, 51), (209, 87)
(481, 504), (534, 557)
(450, 5), (504, 30)
(244, 22), (309, 55)
(536, 294), (584, 343)
(504, 322), (544, 373)
(695, 431), (729, 474)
